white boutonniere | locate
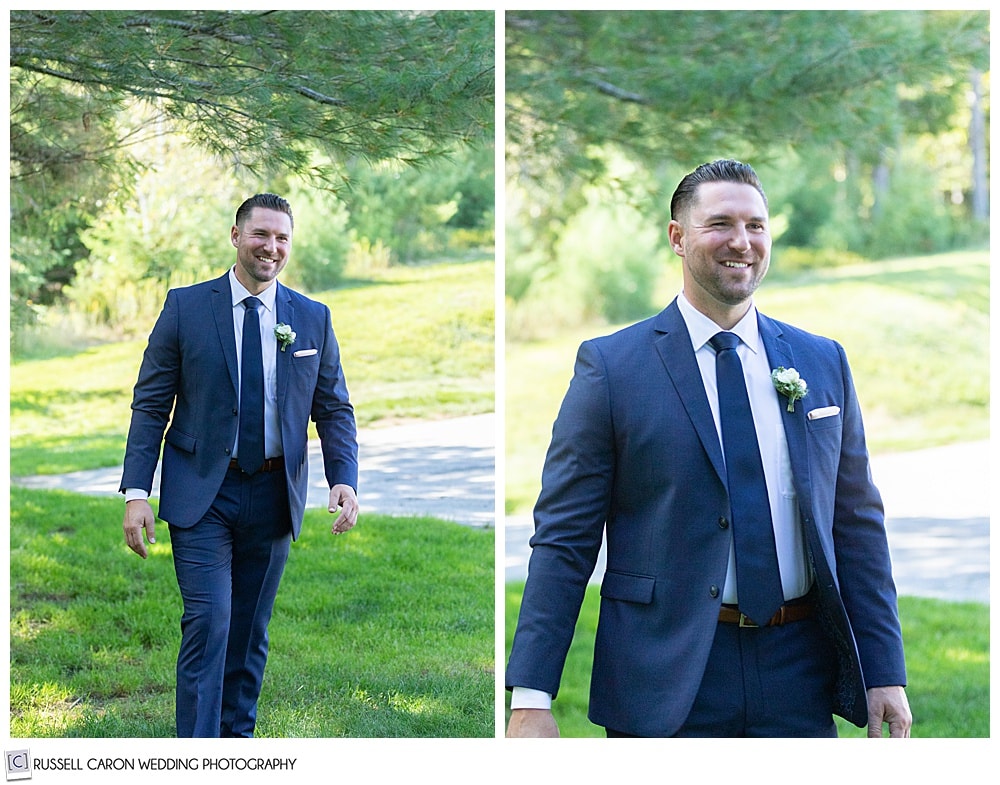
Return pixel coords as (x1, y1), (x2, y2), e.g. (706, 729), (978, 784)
(771, 367), (808, 412)
(274, 323), (296, 352)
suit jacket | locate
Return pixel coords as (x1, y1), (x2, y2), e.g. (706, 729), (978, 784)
(505, 298), (906, 736)
(120, 272), (358, 540)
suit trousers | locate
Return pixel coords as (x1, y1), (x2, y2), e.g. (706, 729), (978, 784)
(169, 465), (292, 738)
(607, 614), (839, 737)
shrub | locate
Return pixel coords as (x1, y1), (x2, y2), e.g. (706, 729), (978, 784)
(280, 186), (353, 293)
(554, 200), (666, 324)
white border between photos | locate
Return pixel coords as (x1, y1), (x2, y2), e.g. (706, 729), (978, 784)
(4, 4), (998, 783)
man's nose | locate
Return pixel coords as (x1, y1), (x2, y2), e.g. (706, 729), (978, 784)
(728, 225), (751, 252)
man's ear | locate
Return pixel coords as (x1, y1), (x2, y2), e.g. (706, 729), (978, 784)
(667, 220), (685, 257)
(230, 225), (240, 247)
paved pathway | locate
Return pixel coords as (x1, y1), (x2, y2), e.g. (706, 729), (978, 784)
(506, 441), (991, 604)
(12, 424), (990, 603)
(14, 413), (496, 529)
(334, 414), (495, 527)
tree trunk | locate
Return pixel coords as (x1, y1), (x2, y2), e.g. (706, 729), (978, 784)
(969, 68), (988, 222)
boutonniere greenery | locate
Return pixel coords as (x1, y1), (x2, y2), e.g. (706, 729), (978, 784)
(274, 323), (296, 352)
(771, 367), (808, 412)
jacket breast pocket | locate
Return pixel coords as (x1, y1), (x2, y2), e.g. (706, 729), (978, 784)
(807, 413), (842, 432)
(600, 571), (655, 605)
(288, 351), (321, 387)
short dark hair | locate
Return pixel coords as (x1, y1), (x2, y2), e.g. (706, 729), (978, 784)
(669, 159), (767, 222)
(235, 193), (294, 229)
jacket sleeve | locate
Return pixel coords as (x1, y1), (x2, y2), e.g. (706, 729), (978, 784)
(831, 342), (907, 688)
(505, 340), (613, 697)
(120, 290), (180, 495)
(311, 302), (358, 491)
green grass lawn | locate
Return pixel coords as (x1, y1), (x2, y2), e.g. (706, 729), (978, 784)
(503, 582), (989, 738)
(9, 487), (493, 738)
(10, 258), (494, 477)
(505, 250), (988, 514)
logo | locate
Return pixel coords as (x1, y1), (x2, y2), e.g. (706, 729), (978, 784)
(5, 750), (31, 781)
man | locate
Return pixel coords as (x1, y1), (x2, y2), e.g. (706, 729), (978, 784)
(121, 193), (359, 737)
(506, 160), (911, 738)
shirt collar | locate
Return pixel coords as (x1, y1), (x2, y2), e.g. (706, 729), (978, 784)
(676, 290), (761, 355)
(229, 266), (277, 312)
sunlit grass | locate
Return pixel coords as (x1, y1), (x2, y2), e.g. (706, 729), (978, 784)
(9, 487), (494, 738)
(504, 583), (989, 738)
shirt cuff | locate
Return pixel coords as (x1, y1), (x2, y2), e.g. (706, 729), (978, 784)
(510, 687), (553, 710)
(124, 488), (149, 502)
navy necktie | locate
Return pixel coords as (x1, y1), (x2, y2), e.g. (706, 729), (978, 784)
(709, 331), (783, 625)
(238, 296), (265, 475)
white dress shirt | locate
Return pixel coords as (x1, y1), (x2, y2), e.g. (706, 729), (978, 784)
(676, 291), (811, 604)
(510, 292), (811, 711)
(124, 268), (282, 502)
(229, 267), (283, 462)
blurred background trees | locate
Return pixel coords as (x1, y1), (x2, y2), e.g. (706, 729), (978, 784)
(9, 10), (990, 344)
(10, 10), (494, 344)
(505, 10), (988, 335)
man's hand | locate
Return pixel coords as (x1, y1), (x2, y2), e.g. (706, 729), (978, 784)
(123, 499), (156, 559)
(506, 709), (560, 738)
(867, 685), (912, 738)
(329, 484), (359, 534)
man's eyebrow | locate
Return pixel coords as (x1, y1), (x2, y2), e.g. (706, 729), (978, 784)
(701, 213), (768, 223)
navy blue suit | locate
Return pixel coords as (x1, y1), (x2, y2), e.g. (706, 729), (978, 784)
(506, 299), (906, 736)
(121, 272), (357, 736)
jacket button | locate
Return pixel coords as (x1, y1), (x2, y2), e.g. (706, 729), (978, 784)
(709, 585), (720, 598)
(232, 408), (238, 415)
(224, 448), (231, 455)
(718, 516), (729, 529)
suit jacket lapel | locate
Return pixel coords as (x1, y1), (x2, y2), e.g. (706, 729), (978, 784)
(760, 313), (871, 722)
(653, 300), (727, 486)
(211, 273), (239, 396)
(275, 282), (295, 409)
(758, 313), (813, 508)
(758, 311), (839, 601)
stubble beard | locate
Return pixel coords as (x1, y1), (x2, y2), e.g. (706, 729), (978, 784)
(695, 255), (769, 310)
(241, 253), (286, 287)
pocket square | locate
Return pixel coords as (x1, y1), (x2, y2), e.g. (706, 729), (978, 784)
(807, 405), (840, 421)
(292, 348), (318, 358)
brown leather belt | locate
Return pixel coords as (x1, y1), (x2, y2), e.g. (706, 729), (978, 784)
(719, 599), (815, 628)
(229, 456), (285, 473)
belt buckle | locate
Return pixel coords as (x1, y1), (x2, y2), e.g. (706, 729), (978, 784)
(738, 612), (759, 628)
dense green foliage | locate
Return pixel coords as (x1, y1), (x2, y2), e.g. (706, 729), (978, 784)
(35, 140), (494, 336)
(506, 10), (989, 333)
(507, 11), (986, 165)
(12, 10), (492, 173)
(504, 583), (989, 738)
(10, 10), (494, 334)
(10, 488), (494, 737)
